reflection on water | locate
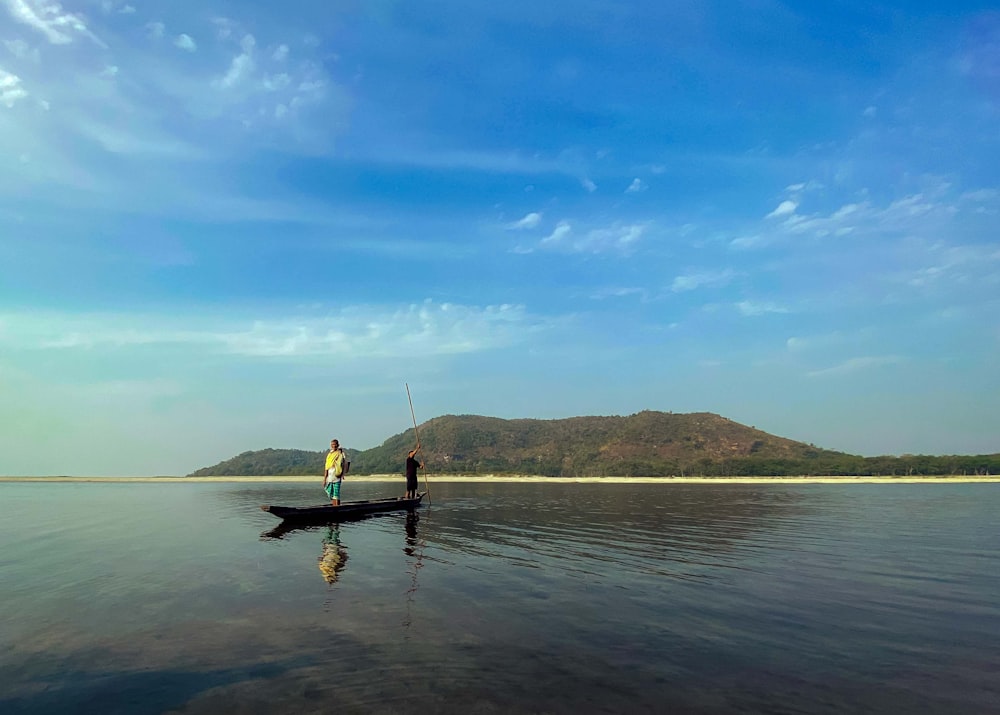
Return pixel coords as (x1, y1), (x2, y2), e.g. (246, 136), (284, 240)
(402, 511), (424, 630)
(1, 481), (999, 715)
(317, 525), (349, 585)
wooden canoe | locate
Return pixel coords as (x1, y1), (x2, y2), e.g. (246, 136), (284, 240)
(260, 492), (426, 522)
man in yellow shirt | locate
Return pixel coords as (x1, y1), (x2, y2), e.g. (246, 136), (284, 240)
(324, 439), (348, 505)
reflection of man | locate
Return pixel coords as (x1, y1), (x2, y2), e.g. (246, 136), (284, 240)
(405, 446), (423, 499)
(317, 526), (348, 584)
(404, 511), (419, 556)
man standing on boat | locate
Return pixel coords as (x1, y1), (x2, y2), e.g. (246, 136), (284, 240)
(325, 439), (348, 505)
(404, 446), (423, 500)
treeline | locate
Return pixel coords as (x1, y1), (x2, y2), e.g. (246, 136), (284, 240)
(189, 448), (346, 477)
(190, 449), (999, 478)
(351, 451), (999, 477)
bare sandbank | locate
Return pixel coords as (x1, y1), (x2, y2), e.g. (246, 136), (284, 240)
(1, 475), (997, 484)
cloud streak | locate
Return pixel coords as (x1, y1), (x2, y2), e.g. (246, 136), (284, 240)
(3, 0), (105, 46)
(0, 302), (542, 360)
(806, 356), (903, 378)
(0, 68), (28, 106)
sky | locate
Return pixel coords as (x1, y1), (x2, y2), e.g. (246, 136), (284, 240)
(1, 1), (998, 475)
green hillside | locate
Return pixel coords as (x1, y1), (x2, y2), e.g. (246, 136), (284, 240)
(188, 447), (357, 477)
(351, 411), (845, 477)
(188, 411), (999, 478)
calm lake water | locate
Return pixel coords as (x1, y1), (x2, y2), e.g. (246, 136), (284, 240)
(1, 481), (998, 714)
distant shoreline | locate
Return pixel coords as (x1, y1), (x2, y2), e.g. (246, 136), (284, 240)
(1, 475), (998, 484)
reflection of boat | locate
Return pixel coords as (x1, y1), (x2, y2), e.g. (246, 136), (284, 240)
(260, 492), (426, 523)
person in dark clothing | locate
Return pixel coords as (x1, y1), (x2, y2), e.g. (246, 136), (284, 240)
(404, 447), (423, 499)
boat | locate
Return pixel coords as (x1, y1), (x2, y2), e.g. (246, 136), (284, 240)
(260, 492), (426, 523)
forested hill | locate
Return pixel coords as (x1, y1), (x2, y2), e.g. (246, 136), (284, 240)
(192, 410), (815, 477)
(188, 447), (358, 477)
(189, 410), (996, 478)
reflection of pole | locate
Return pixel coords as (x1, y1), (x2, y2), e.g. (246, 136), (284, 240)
(406, 383), (431, 504)
(402, 512), (424, 631)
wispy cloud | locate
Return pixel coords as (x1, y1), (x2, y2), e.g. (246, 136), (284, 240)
(590, 286), (645, 300)
(671, 269), (736, 293)
(100, 0), (135, 14)
(538, 221), (645, 254)
(0, 302), (543, 359)
(625, 178), (645, 193)
(766, 200), (797, 218)
(0, 68), (28, 107)
(3, 38), (39, 61)
(2, 0), (99, 45)
(540, 220), (572, 246)
(215, 34), (256, 89)
(506, 212), (541, 230)
(174, 33), (197, 52)
(736, 300), (789, 316)
(731, 181), (998, 252)
(806, 355), (903, 377)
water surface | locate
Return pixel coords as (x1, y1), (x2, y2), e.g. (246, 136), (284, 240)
(1, 481), (998, 714)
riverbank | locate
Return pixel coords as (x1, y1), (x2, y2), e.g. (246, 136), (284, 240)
(1, 475), (998, 484)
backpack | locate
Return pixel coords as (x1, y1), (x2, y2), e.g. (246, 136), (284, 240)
(331, 450), (349, 478)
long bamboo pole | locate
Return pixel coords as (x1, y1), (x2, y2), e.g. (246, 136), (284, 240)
(405, 383), (430, 505)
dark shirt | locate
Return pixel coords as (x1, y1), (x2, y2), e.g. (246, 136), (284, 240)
(405, 456), (420, 479)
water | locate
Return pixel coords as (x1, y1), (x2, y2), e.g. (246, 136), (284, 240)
(1, 481), (998, 714)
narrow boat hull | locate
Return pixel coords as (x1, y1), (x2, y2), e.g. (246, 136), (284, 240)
(261, 492), (426, 522)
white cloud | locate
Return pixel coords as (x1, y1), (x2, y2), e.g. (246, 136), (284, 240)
(625, 178), (645, 193)
(174, 34), (197, 52)
(0, 302), (540, 359)
(541, 221), (571, 245)
(262, 73), (291, 91)
(506, 212), (541, 230)
(581, 177), (597, 192)
(671, 269), (736, 293)
(100, 0), (134, 13)
(3, 0), (104, 46)
(577, 223), (644, 253)
(212, 17), (234, 40)
(145, 21), (165, 39)
(591, 286), (644, 300)
(3, 38), (39, 61)
(736, 301), (789, 316)
(272, 44), (289, 62)
(0, 68), (28, 107)
(731, 184), (995, 253)
(215, 34), (256, 89)
(766, 200), (798, 218)
(729, 233), (765, 250)
(297, 79), (323, 94)
(536, 220), (644, 254)
(806, 355), (903, 378)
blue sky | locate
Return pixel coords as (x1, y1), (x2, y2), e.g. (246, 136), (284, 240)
(1, 1), (998, 475)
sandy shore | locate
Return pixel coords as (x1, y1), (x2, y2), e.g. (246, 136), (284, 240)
(1, 475), (997, 484)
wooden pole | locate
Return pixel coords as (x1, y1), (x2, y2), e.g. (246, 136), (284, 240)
(405, 383), (430, 504)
